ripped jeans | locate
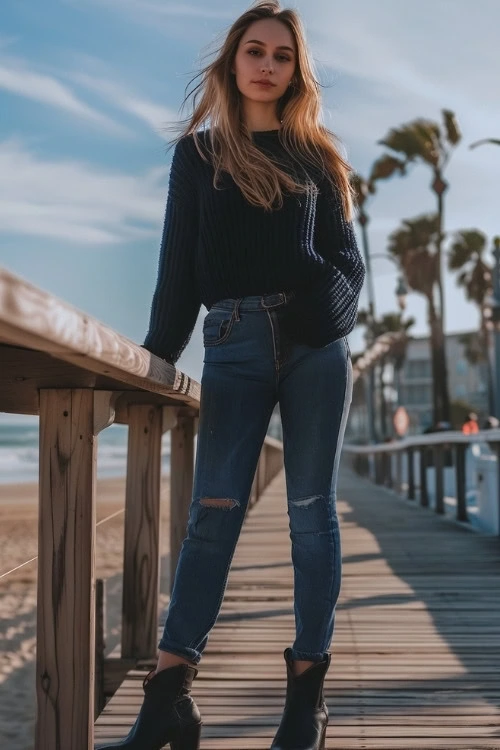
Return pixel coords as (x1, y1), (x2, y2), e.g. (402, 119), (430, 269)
(158, 291), (352, 663)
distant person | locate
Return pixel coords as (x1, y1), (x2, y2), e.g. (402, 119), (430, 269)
(99, 3), (365, 750)
(483, 416), (499, 452)
(462, 412), (479, 435)
(484, 416), (499, 430)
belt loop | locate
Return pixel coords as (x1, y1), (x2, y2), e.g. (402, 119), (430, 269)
(234, 298), (241, 321)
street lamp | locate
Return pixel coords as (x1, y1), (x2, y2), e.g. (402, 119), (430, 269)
(368, 255), (410, 423)
(356, 204), (377, 444)
(371, 253), (408, 438)
(370, 253), (409, 311)
(491, 236), (500, 418)
(395, 276), (408, 311)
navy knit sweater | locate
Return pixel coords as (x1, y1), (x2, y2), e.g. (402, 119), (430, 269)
(143, 130), (365, 364)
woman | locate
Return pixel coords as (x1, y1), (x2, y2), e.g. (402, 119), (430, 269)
(98, 2), (364, 749)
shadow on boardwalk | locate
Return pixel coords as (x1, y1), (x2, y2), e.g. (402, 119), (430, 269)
(336, 467), (500, 714)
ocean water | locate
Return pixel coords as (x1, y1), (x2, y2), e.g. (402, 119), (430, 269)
(0, 410), (283, 485)
(0, 414), (171, 485)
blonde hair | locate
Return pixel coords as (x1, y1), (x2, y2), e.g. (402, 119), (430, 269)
(171, 0), (354, 219)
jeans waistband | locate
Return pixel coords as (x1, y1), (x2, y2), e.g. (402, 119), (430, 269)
(210, 290), (296, 313)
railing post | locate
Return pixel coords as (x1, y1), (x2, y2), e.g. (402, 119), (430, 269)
(384, 451), (393, 488)
(122, 404), (163, 660)
(374, 453), (382, 484)
(95, 578), (106, 718)
(257, 447), (267, 499)
(407, 447), (415, 500)
(395, 450), (402, 494)
(368, 451), (376, 482)
(433, 446), (445, 514)
(250, 469), (258, 507)
(455, 444), (468, 522)
(419, 446), (429, 507)
(170, 410), (195, 591)
(36, 389), (98, 750)
(493, 442), (500, 537)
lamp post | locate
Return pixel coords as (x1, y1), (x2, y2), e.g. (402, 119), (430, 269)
(491, 237), (500, 418)
(395, 275), (408, 312)
(357, 207), (377, 444)
(369, 256), (409, 310)
(393, 276), (409, 408)
(370, 255), (409, 413)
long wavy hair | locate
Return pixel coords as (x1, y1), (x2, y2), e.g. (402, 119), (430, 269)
(171, 0), (354, 219)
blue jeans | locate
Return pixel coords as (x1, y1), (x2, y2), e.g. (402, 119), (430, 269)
(158, 291), (352, 664)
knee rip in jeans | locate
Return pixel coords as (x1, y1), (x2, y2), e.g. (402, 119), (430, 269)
(290, 494), (323, 508)
(200, 497), (240, 510)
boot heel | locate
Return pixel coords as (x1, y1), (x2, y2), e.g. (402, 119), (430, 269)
(170, 722), (202, 750)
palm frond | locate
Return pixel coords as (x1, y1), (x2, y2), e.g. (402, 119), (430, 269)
(442, 109), (461, 146)
(470, 138), (500, 149)
(369, 154), (406, 183)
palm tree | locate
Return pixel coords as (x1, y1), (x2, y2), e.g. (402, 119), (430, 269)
(448, 229), (494, 412)
(388, 213), (448, 425)
(372, 110), (462, 421)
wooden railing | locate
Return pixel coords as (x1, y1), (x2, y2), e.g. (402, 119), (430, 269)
(343, 430), (500, 533)
(0, 266), (284, 750)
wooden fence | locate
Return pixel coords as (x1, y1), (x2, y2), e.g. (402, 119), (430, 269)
(0, 266), (284, 750)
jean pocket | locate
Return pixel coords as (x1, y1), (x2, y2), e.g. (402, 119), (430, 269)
(203, 309), (235, 347)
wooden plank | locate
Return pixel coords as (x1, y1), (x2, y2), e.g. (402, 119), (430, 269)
(455, 443), (468, 522)
(0, 266), (201, 410)
(94, 578), (106, 718)
(95, 467), (500, 749)
(37, 389), (96, 750)
(170, 412), (195, 590)
(121, 404), (163, 659)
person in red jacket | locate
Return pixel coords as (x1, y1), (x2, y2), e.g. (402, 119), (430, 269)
(462, 412), (479, 435)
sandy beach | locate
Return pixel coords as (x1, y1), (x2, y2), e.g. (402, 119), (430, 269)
(0, 476), (172, 750)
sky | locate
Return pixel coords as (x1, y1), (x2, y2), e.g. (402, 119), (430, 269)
(1, 0), (499, 387)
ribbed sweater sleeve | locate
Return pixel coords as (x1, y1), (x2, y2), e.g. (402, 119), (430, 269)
(142, 137), (201, 364)
(309, 176), (365, 337)
(280, 174), (365, 348)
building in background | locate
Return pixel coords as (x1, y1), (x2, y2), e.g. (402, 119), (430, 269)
(346, 331), (490, 441)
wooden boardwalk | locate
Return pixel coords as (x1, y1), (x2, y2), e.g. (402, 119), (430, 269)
(94, 467), (500, 749)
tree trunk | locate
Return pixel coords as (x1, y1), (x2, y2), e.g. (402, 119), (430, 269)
(433, 316), (451, 423)
(379, 360), (387, 438)
(428, 296), (450, 425)
(433, 170), (451, 424)
(481, 320), (495, 416)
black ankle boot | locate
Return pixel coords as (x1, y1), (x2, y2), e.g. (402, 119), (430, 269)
(95, 663), (202, 750)
(270, 648), (330, 750)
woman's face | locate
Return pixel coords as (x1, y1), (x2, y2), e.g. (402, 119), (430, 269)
(232, 19), (297, 107)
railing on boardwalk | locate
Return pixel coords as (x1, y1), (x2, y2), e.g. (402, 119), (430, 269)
(0, 266), (284, 750)
(343, 430), (500, 535)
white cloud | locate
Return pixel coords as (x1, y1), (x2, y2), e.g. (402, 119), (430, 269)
(70, 72), (178, 137)
(0, 56), (131, 135)
(305, 0), (500, 142)
(0, 138), (168, 244)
